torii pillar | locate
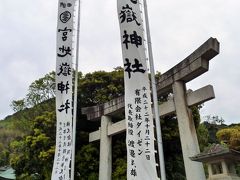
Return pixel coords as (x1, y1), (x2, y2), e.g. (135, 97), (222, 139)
(99, 116), (112, 180)
(173, 81), (205, 179)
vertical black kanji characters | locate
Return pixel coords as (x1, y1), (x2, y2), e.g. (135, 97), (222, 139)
(123, 30), (142, 49)
(58, 27), (72, 41)
(128, 140), (135, 148)
(119, 4), (141, 26)
(57, 81), (70, 94)
(130, 168), (137, 177)
(58, 99), (70, 114)
(124, 58), (146, 79)
(57, 62), (71, 76)
(135, 89), (140, 96)
(57, 45), (72, 57)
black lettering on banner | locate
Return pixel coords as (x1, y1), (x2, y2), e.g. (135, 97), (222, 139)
(143, 93), (147, 98)
(123, 30), (142, 49)
(135, 105), (141, 112)
(57, 81), (70, 94)
(128, 140), (135, 148)
(130, 0), (138, 4)
(60, 2), (66, 8)
(60, 2), (72, 8)
(60, 11), (71, 23)
(135, 89), (140, 96)
(57, 45), (72, 57)
(130, 149), (135, 158)
(131, 159), (135, 166)
(145, 141), (150, 147)
(124, 58), (132, 78)
(142, 86), (147, 92)
(138, 149), (143, 155)
(57, 62), (71, 76)
(128, 129), (133, 135)
(58, 27), (72, 41)
(145, 129), (150, 135)
(128, 103), (133, 109)
(143, 100), (148, 104)
(130, 168), (137, 177)
(137, 139), (142, 146)
(128, 122), (133, 128)
(135, 97), (141, 104)
(137, 130), (141, 137)
(58, 99), (70, 114)
(124, 58), (146, 79)
(132, 59), (145, 73)
(145, 123), (150, 129)
(135, 113), (142, 120)
(119, 4), (141, 26)
(128, 115), (133, 121)
(137, 121), (142, 128)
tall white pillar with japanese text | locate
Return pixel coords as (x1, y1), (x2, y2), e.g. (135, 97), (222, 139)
(117, 0), (159, 179)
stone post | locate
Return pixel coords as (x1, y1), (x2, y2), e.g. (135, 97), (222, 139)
(207, 164), (213, 178)
(172, 81), (206, 180)
(222, 161), (228, 174)
(99, 116), (112, 180)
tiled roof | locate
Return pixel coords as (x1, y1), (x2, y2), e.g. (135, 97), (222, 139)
(0, 167), (16, 180)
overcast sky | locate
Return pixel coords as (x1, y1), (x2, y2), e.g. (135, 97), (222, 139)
(0, 0), (240, 124)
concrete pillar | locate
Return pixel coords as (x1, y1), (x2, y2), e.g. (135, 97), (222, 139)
(207, 163), (213, 178)
(172, 81), (206, 180)
(99, 116), (112, 180)
(222, 161), (228, 174)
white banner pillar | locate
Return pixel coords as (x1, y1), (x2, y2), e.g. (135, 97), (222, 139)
(52, 0), (76, 179)
(117, 0), (159, 179)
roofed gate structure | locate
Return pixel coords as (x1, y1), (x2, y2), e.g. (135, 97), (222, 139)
(82, 37), (220, 180)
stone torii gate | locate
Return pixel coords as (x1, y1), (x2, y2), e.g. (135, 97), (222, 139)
(82, 37), (220, 180)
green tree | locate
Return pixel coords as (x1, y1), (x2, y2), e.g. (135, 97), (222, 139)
(204, 115), (225, 125)
(0, 127), (23, 167)
(197, 123), (210, 151)
(0, 143), (9, 167)
(10, 99), (27, 112)
(112, 134), (127, 180)
(216, 125), (240, 150)
(9, 112), (56, 179)
(75, 144), (99, 180)
(78, 69), (124, 106)
(9, 71), (55, 112)
(26, 71), (55, 107)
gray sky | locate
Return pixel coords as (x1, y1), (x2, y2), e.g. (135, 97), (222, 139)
(0, 0), (240, 124)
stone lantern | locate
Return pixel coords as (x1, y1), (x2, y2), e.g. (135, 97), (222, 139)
(191, 144), (240, 180)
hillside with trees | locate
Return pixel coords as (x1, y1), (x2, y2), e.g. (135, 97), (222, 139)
(0, 68), (239, 179)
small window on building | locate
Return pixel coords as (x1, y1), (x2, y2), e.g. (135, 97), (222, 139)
(212, 163), (223, 174)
